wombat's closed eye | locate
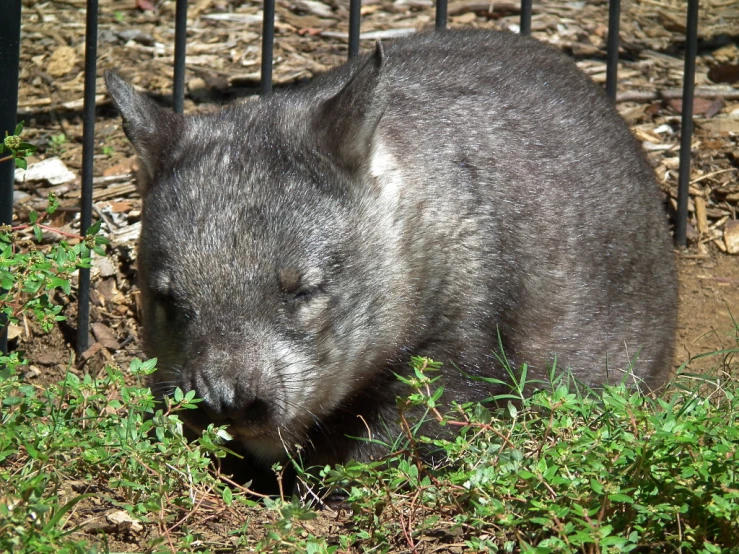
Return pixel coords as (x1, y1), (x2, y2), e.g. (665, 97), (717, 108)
(279, 268), (322, 300)
(106, 28), (677, 491)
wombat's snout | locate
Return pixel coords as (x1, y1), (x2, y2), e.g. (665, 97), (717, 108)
(188, 369), (272, 429)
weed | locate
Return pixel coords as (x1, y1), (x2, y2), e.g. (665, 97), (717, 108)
(47, 133), (67, 157)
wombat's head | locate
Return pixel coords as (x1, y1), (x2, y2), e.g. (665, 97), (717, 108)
(105, 46), (412, 463)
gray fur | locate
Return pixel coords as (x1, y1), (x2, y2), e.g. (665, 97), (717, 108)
(105, 30), (677, 473)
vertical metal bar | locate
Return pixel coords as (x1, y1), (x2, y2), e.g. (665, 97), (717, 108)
(349, 0), (361, 59)
(435, 0), (448, 29)
(605, 0), (621, 101)
(76, 0), (99, 356)
(173, 0), (188, 114)
(519, 0), (532, 36)
(676, 0), (699, 248)
(0, 0), (22, 355)
(261, 0), (276, 95)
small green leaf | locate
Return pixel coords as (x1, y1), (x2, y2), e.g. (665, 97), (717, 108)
(590, 478), (604, 495)
(432, 385), (445, 402)
(608, 493), (634, 504)
(87, 220), (102, 235)
(49, 277), (71, 294)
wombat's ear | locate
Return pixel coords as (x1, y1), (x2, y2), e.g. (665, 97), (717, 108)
(104, 71), (183, 189)
(313, 41), (386, 172)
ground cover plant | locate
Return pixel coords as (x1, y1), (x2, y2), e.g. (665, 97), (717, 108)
(1, 202), (738, 552)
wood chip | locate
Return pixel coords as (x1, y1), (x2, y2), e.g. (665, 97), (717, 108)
(696, 118), (739, 134)
(695, 197), (709, 235)
(725, 220), (739, 254)
(47, 45), (77, 77)
(92, 323), (121, 351)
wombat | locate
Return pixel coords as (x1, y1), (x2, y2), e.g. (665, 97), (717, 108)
(106, 29), (677, 480)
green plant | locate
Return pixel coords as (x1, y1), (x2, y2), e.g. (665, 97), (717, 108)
(1, 121), (37, 170)
(1, 194), (107, 334)
(0, 199), (107, 551)
(46, 133), (67, 157)
(0, 351), (249, 552)
(317, 357), (739, 553)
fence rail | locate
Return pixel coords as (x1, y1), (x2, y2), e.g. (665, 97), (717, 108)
(0, 0), (701, 355)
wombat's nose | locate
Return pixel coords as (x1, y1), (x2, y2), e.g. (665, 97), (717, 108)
(227, 396), (270, 424)
(189, 365), (271, 425)
(203, 388), (271, 425)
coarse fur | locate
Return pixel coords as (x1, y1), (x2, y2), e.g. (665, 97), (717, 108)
(106, 29), (677, 484)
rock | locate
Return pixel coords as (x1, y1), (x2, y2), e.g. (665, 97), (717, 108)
(93, 256), (118, 278)
(13, 190), (30, 204)
(106, 510), (143, 532)
(117, 29), (154, 45)
(187, 77), (211, 102)
(98, 29), (118, 44)
(14, 157), (76, 185)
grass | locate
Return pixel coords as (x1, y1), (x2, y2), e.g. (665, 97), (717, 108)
(1, 200), (738, 553)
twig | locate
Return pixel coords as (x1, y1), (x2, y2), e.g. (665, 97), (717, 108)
(617, 87), (739, 103)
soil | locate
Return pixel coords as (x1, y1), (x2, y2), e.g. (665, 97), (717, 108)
(5, 0), (739, 550)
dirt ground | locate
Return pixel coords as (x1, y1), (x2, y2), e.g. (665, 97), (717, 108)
(5, 0), (739, 549)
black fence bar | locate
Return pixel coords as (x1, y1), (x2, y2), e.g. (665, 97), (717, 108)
(436, 0), (448, 29)
(172, 0), (188, 113)
(676, 0), (699, 248)
(76, 0), (99, 356)
(0, 0), (22, 355)
(605, 0), (621, 100)
(261, 0), (276, 95)
(349, 0), (361, 59)
(520, 0), (532, 36)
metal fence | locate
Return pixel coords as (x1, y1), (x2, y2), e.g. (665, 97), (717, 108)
(0, 0), (701, 355)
